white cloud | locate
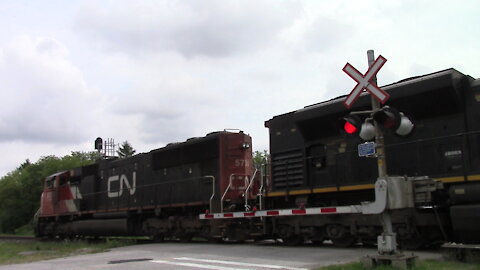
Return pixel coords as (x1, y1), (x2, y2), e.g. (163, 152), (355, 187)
(1, 0), (480, 178)
(75, 0), (301, 58)
(0, 36), (98, 143)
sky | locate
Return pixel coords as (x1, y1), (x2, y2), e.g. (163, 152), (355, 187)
(0, 0), (479, 177)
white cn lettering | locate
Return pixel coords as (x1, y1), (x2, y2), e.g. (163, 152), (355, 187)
(107, 172), (136, 198)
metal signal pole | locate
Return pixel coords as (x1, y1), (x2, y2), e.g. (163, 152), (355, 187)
(367, 50), (396, 254)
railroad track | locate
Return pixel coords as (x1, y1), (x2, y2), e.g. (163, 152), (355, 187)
(0, 235), (36, 242)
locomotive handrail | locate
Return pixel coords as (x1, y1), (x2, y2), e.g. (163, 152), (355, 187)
(204, 175), (216, 213)
(221, 173), (250, 212)
(200, 178), (388, 219)
(258, 169), (264, 211)
(258, 163), (267, 210)
(220, 175), (234, 213)
(244, 168), (258, 211)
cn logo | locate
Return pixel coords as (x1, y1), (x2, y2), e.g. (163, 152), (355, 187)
(107, 172), (136, 198)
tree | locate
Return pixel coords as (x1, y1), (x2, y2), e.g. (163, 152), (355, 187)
(0, 151), (98, 233)
(253, 150), (269, 170)
(117, 141), (136, 158)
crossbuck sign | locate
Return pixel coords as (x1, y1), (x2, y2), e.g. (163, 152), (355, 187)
(342, 55), (390, 109)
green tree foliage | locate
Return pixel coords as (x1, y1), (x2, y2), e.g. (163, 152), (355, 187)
(0, 152), (98, 233)
(116, 141), (136, 158)
(253, 150), (269, 170)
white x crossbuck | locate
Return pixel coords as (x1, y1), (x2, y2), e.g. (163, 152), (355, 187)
(343, 55), (390, 109)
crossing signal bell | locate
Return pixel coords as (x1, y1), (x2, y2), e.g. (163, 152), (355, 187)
(359, 120), (376, 141)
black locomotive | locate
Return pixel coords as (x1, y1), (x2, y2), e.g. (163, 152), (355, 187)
(35, 68), (480, 249)
(264, 68), (480, 247)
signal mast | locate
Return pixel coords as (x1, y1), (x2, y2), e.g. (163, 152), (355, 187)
(340, 50), (416, 267)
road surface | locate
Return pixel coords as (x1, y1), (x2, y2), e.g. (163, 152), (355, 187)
(0, 241), (443, 270)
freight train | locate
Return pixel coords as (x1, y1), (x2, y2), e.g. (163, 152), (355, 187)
(34, 68), (480, 249)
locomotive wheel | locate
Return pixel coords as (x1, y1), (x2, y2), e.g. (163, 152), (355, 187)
(152, 234), (165, 243)
(282, 235), (304, 246)
(396, 225), (426, 250)
(178, 233), (193, 243)
(208, 237), (224, 243)
(311, 238), (325, 245)
(326, 225), (356, 248)
(331, 234), (356, 248)
(311, 227), (326, 245)
(398, 236), (425, 250)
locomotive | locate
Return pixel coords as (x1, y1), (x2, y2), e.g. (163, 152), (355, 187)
(35, 131), (255, 241)
(35, 68), (480, 249)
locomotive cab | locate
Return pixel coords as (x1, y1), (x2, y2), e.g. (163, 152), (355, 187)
(39, 171), (80, 217)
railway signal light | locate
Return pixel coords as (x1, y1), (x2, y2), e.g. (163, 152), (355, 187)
(339, 114), (375, 141)
(95, 137), (103, 150)
(339, 114), (362, 135)
(373, 106), (414, 136)
(339, 107), (414, 141)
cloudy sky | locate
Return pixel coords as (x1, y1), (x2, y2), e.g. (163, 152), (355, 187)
(0, 0), (478, 176)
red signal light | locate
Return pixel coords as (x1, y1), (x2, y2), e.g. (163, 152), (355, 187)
(339, 114), (362, 135)
(344, 121), (358, 134)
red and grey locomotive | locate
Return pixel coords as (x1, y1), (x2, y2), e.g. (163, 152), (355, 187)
(35, 131), (255, 241)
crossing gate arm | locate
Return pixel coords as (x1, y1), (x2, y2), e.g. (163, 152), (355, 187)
(199, 179), (387, 220)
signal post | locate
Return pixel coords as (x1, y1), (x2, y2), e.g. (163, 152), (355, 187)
(342, 51), (416, 268)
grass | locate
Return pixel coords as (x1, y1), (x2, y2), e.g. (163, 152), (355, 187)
(13, 224), (34, 236)
(0, 239), (135, 265)
(318, 259), (480, 270)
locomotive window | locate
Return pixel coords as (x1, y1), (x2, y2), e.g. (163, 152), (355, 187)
(46, 179), (54, 189)
(59, 176), (68, 186)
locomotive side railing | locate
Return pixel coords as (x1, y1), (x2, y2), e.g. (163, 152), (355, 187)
(258, 163), (269, 211)
(244, 168), (258, 211)
(205, 175), (215, 213)
(220, 173), (250, 212)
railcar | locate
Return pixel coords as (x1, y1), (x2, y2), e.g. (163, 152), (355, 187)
(35, 131), (255, 241)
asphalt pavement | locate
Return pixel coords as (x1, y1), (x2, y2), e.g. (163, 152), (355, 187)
(0, 241), (444, 270)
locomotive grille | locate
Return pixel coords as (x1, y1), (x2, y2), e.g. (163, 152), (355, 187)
(271, 150), (304, 189)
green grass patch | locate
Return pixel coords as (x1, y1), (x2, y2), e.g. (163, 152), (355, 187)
(14, 224), (34, 236)
(0, 239), (134, 265)
(318, 259), (480, 270)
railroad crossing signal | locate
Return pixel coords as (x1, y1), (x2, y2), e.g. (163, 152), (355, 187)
(343, 55), (390, 109)
(339, 114), (362, 135)
(374, 106), (415, 136)
(339, 109), (414, 141)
